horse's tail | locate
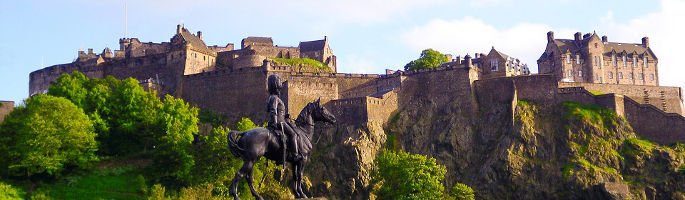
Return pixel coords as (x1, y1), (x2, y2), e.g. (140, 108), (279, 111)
(227, 130), (246, 158)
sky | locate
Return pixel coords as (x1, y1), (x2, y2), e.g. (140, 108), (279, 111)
(1, 0), (683, 104)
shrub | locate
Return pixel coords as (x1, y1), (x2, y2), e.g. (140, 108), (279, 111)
(450, 183), (475, 200)
(372, 150), (447, 200)
(0, 182), (25, 200)
(0, 95), (98, 177)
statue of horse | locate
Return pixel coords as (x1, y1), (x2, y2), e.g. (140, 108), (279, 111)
(227, 99), (337, 200)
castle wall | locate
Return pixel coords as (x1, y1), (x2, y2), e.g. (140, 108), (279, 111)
(29, 64), (105, 95)
(558, 82), (683, 114)
(184, 49), (216, 75)
(181, 68), (269, 124)
(400, 67), (477, 113)
(328, 97), (368, 127)
(365, 90), (399, 124)
(623, 97), (685, 144)
(284, 75), (339, 117)
(0, 101), (15, 124)
(494, 75), (558, 104)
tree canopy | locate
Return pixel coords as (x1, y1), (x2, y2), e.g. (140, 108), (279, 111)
(0, 95), (98, 177)
(404, 49), (450, 71)
(372, 150), (447, 200)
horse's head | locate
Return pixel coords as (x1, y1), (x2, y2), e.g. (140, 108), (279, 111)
(310, 98), (336, 124)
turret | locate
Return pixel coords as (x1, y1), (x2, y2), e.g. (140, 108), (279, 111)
(574, 32), (582, 42)
(602, 35), (608, 43)
(177, 24), (182, 34)
(464, 54), (472, 68)
(197, 31), (202, 40)
(547, 31), (554, 42)
(642, 37), (649, 48)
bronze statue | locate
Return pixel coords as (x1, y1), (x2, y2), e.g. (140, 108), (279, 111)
(228, 74), (337, 200)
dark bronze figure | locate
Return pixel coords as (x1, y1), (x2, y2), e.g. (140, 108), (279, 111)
(228, 74), (336, 200)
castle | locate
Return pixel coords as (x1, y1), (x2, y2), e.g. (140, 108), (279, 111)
(28, 25), (685, 144)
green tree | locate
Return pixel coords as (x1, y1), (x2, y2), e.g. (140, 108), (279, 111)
(0, 182), (25, 200)
(404, 49), (450, 71)
(450, 183), (475, 200)
(152, 95), (199, 184)
(0, 95), (98, 177)
(235, 117), (258, 131)
(372, 150), (447, 200)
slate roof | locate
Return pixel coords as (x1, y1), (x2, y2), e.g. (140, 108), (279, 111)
(179, 28), (210, 52)
(604, 43), (649, 55)
(242, 37), (274, 47)
(299, 39), (326, 52)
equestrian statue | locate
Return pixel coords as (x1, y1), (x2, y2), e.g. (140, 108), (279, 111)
(228, 74), (337, 200)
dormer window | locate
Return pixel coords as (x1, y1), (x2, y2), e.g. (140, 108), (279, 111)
(566, 54), (571, 64)
(490, 59), (498, 71)
(612, 55), (617, 66)
(622, 55), (627, 67)
(576, 54), (580, 64)
(632, 56), (637, 67)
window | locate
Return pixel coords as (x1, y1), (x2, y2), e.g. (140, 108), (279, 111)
(576, 54), (580, 64)
(566, 54), (571, 64)
(578, 70), (583, 77)
(568, 70), (572, 78)
(623, 55), (627, 67)
(632, 56), (637, 67)
(639, 73), (644, 80)
(593, 56), (597, 66)
(612, 55), (617, 66)
(608, 72), (613, 79)
(490, 59), (498, 71)
(595, 43), (598, 48)
(600, 56), (603, 68)
(629, 72), (633, 80)
(618, 72), (623, 79)
(644, 57), (648, 68)
(650, 74), (655, 81)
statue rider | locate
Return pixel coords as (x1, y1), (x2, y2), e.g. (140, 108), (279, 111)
(266, 74), (302, 162)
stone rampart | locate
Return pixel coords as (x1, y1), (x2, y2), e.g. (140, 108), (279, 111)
(559, 82), (683, 114)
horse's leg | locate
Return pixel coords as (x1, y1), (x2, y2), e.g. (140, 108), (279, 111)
(296, 162), (309, 198)
(243, 161), (264, 200)
(230, 162), (246, 200)
(292, 163), (302, 199)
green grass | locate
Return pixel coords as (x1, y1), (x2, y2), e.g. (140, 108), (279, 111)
(621, 138), (656, 157)
(589, 90), (605, 95)
(562, 101), (617, 125)
(561, 163), (574, 179)
(32, 165), (147, 200)
(272, 57), (331, 72)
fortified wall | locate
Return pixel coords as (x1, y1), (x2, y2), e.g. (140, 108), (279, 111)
(0, 101), (14, 124)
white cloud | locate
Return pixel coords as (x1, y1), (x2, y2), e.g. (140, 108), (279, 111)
(401, 17), (575, 72)
(400, 0), (685, 90)
(595, 0), (685, 89)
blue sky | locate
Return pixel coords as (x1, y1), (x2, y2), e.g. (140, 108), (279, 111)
(2, 0), (683, 103)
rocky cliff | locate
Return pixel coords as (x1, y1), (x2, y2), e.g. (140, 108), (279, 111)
(306, 97), (685, 199)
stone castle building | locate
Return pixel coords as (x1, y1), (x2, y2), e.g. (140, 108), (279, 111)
(28, 26), (685, 144)
(538, 31), (658, 85)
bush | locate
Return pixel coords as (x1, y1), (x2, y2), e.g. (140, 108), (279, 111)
(0, 182), (25, 200)
(372, 150), (447, 200)
(0, 95), (98, 177)
(450, 183), (475, 200)
(272, 57), (331, 72)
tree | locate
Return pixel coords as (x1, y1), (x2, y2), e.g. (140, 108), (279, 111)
(404, 49), (450, 71)
(450, 183), (475, 200)
(235, 117), (258, 131)
(372, 150), (447, 200)
(152, 95), (199, 184)
(0, 95), (98, 177)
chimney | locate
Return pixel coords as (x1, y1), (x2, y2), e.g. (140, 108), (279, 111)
(547, 31), (555, 42)
(176, 24), (182, 34)
(574, 32), (582, 42)
(464, 54), (473, 68)
(197, 31), (203, 40)
(602, 35), (608, 43)
(583, 33), (590, 39)
(88, 48), (94, 55)
(642, 37), (649, 48)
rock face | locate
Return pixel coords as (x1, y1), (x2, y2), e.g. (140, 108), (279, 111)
(304, 96), (685, 199)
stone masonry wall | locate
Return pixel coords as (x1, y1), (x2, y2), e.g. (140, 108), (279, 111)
(559, 82), (683, 114)
(0, 101), (14, 124)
